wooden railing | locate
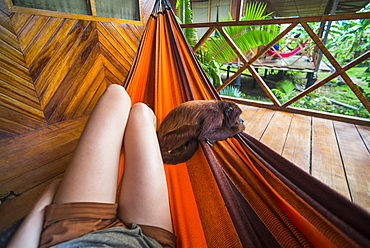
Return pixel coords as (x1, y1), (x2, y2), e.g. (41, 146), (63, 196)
(181, 12), (370, 125)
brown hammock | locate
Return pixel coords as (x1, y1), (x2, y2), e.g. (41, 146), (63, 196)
(122, 1), (370, 247)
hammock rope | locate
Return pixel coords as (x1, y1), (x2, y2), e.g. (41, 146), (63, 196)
(122, 1), (370, 247)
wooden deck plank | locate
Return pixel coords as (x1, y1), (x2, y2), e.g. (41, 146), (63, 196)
(357, 125), (370, 151)
(102, 55), (130, 82)
(0, 79), (43, 111)
(311, 117), (351, 199)
(244, 108), (275, 140)
(104, 63), (128, 85)
(0, 127), (82, 182)
(260, 111), (293, 154)
(334, 121), (370, 211)
(84, 79), (108, 114)
(238, 104), (259, 123)
(282, 114), (311, 172)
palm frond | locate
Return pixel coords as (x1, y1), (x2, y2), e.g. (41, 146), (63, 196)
(202, 2), (277, 63)
(204, 29), (277, 63)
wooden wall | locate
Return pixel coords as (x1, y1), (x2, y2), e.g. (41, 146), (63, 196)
(0, 0), (155, 233)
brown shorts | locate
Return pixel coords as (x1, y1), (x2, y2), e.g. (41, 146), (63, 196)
(40, 202), (177, 248)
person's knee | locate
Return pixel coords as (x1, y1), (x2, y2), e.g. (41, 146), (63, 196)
(131, 103), (156, 125)
(104, 84), (131, 106)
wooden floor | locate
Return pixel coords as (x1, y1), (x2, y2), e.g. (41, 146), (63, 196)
(0, 104), (370, 235)
(239, 104), (370, 213)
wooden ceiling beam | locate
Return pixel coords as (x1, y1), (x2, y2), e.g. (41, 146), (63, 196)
(181, 11), (370, 28)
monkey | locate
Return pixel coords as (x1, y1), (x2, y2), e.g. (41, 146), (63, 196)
(157, 100), (245, 164)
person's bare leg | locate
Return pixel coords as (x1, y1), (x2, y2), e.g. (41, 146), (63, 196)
(53, 84), (131, 204)
(118, 103), (173, 232)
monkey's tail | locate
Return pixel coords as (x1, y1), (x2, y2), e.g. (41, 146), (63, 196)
(161, 139), (199, 165)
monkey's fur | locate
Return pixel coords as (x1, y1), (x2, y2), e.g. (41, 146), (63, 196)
(157, 100), (245, 164)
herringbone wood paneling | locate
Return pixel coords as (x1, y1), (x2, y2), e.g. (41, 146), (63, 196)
(0, 10), (46, 139)
(0, 0), (155, 233)
(0, 1), (156, 139)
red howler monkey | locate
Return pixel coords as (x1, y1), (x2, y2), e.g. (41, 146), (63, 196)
(157, 100), (245, 164)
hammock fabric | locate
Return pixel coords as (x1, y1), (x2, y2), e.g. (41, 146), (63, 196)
(122, 1), (370, 247)
(266, 40), (309, 58)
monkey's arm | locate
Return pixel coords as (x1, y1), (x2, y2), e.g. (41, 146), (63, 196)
(159, 125), (201, 152)
(201, 121), (245, 144)
(197, 112), (225, 142)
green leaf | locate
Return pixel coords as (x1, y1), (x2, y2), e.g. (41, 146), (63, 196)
(202, 2), (277, 63)
(220, 86), (245, 98)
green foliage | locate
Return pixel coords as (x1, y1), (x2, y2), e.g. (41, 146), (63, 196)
(196, 50), (222, 88)
(208, 60), (222, 88)
(219, 86), (246, 98)
(271, 80), (296, 103)
(326, 18), (370, 65)
(203, 2), (277, 63)
(176, 0), (197, 46)
(291, 80), (370, 118)
(276, 80), (295, 95)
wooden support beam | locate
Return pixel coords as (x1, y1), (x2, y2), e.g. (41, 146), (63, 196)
(248, 22), (299, 65)
(301, 22), (370, 112)
(222, 96), (370, 126)
(193, 27), (216, 52)
(234, 0), (243, 22)
(181, 12), (370, 28)
(89, 0), (97, 16)
(214, 23), (298, 106)
(215, 27), (281, 106)
(182, 9), (370, 115)
(283, 50), (370, 107)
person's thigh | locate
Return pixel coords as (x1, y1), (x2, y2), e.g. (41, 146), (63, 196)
(53, 84), (131, 204)
(118, 103), (173, 233)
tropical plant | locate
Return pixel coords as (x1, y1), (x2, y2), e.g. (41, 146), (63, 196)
(176, 0), (197, 46)
(219, 85), (246, 98)
(196, 49), (222, 88)
(202, 2), (278, 63)
(326, 18), (370, 65)
(271, 80), (296, 102)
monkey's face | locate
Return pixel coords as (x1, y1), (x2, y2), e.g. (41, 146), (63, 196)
(220, 102), (244, 129)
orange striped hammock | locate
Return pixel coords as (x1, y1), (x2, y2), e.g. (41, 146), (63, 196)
(122, 1), (370, 247)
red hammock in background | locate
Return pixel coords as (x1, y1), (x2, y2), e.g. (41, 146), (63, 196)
(122, 1), (370, 247)
(266, 40), (309, 58)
